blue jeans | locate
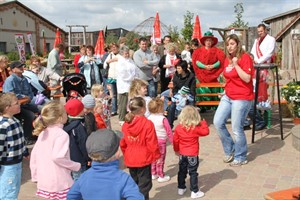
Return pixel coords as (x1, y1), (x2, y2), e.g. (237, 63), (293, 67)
(147, 79), (156, 98)
(0, 162), (22, 200)
(161, 89), (170, 111)
(108, 82), (118, 113)
(213, 95), (251, 162)
(244, 101), (266, 127)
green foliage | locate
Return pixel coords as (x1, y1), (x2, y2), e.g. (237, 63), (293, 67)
(105, 32), (119, 46)
(124, 32), (140, 51)
(168, 25), (180, 44)
(228, 3), (249, 28)
(180, 11), (194, 41)
(6, 51), (19, 61)
(281, 81), (300, 117)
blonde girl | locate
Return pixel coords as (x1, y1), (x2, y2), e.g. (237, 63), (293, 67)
(120, 97), (160, 200)
(129, 78), (152, 117)
(173, 105), (209, 198)
(30, 101), (80, 200)
(148, 98), (173, 183)
(94, 100), (107, 129)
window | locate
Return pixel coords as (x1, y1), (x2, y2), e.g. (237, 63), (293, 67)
(0, 42), (7, 53)
(26, 21), (28, 27)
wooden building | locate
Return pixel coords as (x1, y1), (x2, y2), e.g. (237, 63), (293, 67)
(0, 0), (66, 54)
(263, 8), (300, 72)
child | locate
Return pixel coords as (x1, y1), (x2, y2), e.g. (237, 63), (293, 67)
(181, 42), (192, 66)
(0, 93), (29, 200)
(81, 94), (97, 135)
(173, 105), (209, 199)
(172, 86), (194, 112)
(148, 98), (173, 183)
(120, 97), (160, 200)
(94, 100), (107, 129)
(129, 79), (152, 118)
(67, 129), (144, 200)
(91, 84), (111, 129)
(64, 99), (90, 181)
(30, 101), (81, 199)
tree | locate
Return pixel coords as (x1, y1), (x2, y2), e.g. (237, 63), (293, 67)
(228, 3), (248, 28)
(180, 11), (194, 41)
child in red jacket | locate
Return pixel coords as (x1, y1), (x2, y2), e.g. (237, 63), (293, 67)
(173, 105), (209, 199)
(120, 96), (160, 200)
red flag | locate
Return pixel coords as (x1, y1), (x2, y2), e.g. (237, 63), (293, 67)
(152, 12), (161, 45)
(192, 15), (202, 43)
(53, 28), (62, 48)
(94, 30), (105, 58)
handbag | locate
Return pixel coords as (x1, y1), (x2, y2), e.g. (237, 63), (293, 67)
(35, 92), (46, 105)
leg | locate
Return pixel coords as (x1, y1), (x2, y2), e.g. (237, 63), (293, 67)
(178, 155), (188, 189)
(136, 165), (152, 200)
(188, 156), (199, 193)
(147, 79), (156, 98)
(14, 107), (36, 141)
(118, 93), (128, 122)
(160, 89), (170, 111)
(110, 82), (118, 114)
(213, 95), (234, 156)
(167, 102), (176, 129)
(0, 163), (22, 200)
(156, 140), (167, 178)
(231, 100), (251, 162)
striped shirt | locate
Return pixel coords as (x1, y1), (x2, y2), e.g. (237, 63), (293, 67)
(0, 116), (28, 165)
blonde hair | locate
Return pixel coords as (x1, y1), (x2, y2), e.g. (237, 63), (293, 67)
(0, 55), (9, 63)
(30, 55), (40, 64)
(33, 101), (65, 136)
(94, 99), (103, 113)
(224, 34), (245, 60)
(0, 93), (17, 114)
(29, 64), (39, 70)
(178, 105), (201, 130)
(151, 44), (158, 51)
(124, 97), (145, 123)
(148, 97), (164, 114)
(166, 42), (177, 52)
(129, 79), (148, 98)
(91, 84), (104, 98)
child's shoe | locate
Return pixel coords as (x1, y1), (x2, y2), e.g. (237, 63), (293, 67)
(157, 175), (170, 182)
(191, 190), (205, 198)
(178, 188), (187, 195)
(151, 175), (158, 180)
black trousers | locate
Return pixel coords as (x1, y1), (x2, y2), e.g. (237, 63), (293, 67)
(129, 164), (152, 200)
(178, 155), (199, 193)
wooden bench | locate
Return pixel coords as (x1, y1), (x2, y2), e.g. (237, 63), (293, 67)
(195, 82), (225, 106)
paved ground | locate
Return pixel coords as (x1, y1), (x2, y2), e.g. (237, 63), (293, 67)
(19, 109), (299, 200)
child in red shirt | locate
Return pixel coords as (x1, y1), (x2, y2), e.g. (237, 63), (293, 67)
(120, 96), (160, 200)
(173, 105), (209, 199)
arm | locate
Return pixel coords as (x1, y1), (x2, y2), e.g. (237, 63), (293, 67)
(196, 120), (210, 136)
(173, 129), (179, 153)
(232, 57), (252, 83)
(146, 53), (159, 66)
(3, 79), (25, 99)
(146, 123), (161, 161)
(163, 118), (173, 144)
(133, 51), (148, 69)
(67, 180), (82, 200)
(0, 128), (7, 163)
(256, 36), (276, 64)
(29, 142), (38, 182)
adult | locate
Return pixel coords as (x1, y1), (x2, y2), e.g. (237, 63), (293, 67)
(73, 45), (86, 73)
(3, 61), (39, 145)
(103, 43), (121, 115)
(158, 35), (172, 57)
(158, 43), (180, 93)
(78, 45), (102, 92)
(248, 24), (276, 131)
(0, 55), (10, 87)
(166, 60), (195, 129)
(213, 34), (254, 167)
(46, 43), (65, 94)
(133, 37), (159, 98)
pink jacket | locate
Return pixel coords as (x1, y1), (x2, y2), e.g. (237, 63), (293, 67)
(30, 124), (81, 192)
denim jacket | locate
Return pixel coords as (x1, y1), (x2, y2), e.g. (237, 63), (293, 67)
(3, 73), (34, 99)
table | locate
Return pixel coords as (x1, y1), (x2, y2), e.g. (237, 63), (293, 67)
(252, 63), (283, 143)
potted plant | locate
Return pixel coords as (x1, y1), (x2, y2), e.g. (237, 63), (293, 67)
(281, 81), (300, 124)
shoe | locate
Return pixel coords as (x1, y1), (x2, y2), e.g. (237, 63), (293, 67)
(243, 125), (251, 130)
(157, 175), (170, 183)
(229, 159), (248, 167)
(191, 190), (205, 198)
(119, 121), (124, 126)
(178, 188), (187, 195)
(223, 153), (234, 163)
(111, 112), (118, 116)
(152, 175), (158, 180)
(255, 123), (267, 131)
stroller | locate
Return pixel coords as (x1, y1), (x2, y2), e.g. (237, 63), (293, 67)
(62, 73), (87, 101)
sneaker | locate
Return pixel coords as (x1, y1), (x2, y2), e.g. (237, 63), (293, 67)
(229, 159), (248, 167)
(178, 188), (187, 195)
(157, 175), (170, 183)
(119, 121), (124, 126)
(223, 153), (234, 163)
(152, 175), (158, 180)
(191, 190), (205, 199)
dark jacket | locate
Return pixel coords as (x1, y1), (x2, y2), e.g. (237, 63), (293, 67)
(172, 71), (196, 96)
(84, 112), (97, 136)
(63, 118), (90, 166)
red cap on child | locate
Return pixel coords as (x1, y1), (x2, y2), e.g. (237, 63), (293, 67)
(64, 99), (84, 117)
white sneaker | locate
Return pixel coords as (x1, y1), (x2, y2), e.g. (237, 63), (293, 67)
(157, 175), (170, 183)
(178, 188), (187, 195)
(152, 175), (158, 180)
(191, 190), (205, 199)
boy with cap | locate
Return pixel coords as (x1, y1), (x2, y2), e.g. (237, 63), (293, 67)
(81, 94), (97, 135)
(172, 86), (194, 111)
(64, 99), (90, 181)
(67, 129), (144, 200)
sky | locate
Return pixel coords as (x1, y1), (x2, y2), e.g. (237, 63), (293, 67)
(17, 0), (300, 37)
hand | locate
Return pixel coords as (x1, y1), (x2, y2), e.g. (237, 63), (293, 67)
(232, 57), (238, 66)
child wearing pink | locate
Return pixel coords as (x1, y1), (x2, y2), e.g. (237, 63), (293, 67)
(148, 98), (173, 183)
(30, 101), (81, 200)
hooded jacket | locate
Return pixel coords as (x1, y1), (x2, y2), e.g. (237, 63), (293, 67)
(120, 115), (160, 167)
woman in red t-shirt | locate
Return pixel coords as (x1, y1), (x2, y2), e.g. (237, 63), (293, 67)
(213, 34), (254, 167)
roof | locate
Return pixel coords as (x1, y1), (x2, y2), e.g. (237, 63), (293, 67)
(0, 0), (66, 34)
(132, 17), (169, 37)
(263, 8), (300, 24)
